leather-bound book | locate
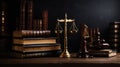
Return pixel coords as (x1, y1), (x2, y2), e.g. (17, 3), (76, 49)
(42, 10), (48, 30)
(1, 1), (7, 34)
(108, 22), (120, 52)
(19, 0), (26, 30)
(13, 30), (51, 38)
(12, 44), (61, 53)
(13, 37), (57, 45)
(27, 0), (33, 30)
(10, 50), (61, 58)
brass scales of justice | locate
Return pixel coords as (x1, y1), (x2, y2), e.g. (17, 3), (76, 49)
(55, 13), (78, 58)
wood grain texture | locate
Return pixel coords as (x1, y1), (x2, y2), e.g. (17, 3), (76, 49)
(0, 53), (120, 64)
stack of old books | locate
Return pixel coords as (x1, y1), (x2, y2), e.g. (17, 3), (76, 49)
(88, 27), (117, 57)
(11, 33), (61, 58)
(107, 22), (120, 52)
(11, 0), (61, 58)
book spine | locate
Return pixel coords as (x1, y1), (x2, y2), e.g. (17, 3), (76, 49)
(1, 1), (7, 32)
(12, 45), (61, 53)
(13, 38), (56, 45)
(38, 20), (43, 37)
(33, 19), (37, 37)
(89, 52), (112, 57)
(42, 10), (48, 30)
(107, 22), (120, 52)
(11, 50), (61, 58)
(13, 43), (60, 47)
(39, 20), (42, 30)
(19, 0), (26, 30)
(33, 19), (43, 37)
(13, 30), (51, 38)
(27, 0), (33, 30)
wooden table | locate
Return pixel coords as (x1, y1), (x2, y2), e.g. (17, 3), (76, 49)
(0, 53), (120, 67)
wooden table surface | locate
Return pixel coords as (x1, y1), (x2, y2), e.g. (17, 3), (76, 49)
(1, 53), (120, 64)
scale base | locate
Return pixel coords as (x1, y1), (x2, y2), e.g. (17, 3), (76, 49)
(59, 50), (71, 58)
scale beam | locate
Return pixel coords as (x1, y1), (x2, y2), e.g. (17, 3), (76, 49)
(57, 19), (74, 22)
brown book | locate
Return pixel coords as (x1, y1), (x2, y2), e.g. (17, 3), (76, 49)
(19, 0), (26, 30)
(89, 49), (117, 57)
(42, 10), (48, 30)
(1, 1), (7, 32)
(12, 45), (61, 53)
(39, 20), (42, 30)
(10, 50), (61, 58)
(13, 37), (57, 45)
(13, 30), (51, 38)
(27, 0), (33, 30)
(34, 19), (43, 30)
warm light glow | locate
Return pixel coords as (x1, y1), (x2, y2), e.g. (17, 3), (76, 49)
(2, 17), (5, 23)
(2, 17), (4, 21)
(114, 35), (118, 38)
(114, 25), (118, 28)
(114, 30), (118, 33)
(2, 20), (4, 23)
(114, 39), (118, 42)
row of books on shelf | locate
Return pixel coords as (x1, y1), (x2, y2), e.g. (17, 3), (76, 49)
(107, 22), (120, 52)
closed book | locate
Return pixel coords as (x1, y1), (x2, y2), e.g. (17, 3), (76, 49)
(13, 43), (60, 46)
(89, 52), (116, 57)
(89, 49), (117, 57)
(19, 0), (26, 30)
(27, 0), (33, 30)
(11, 50), (61, 58)
(42, 10), (48, 30)
(13, 30), (51, 38)
(12, 45), (61, 53)
(13, 37), (57, 45)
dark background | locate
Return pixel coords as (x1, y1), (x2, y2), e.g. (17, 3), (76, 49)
(2, 0), (120, 52)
